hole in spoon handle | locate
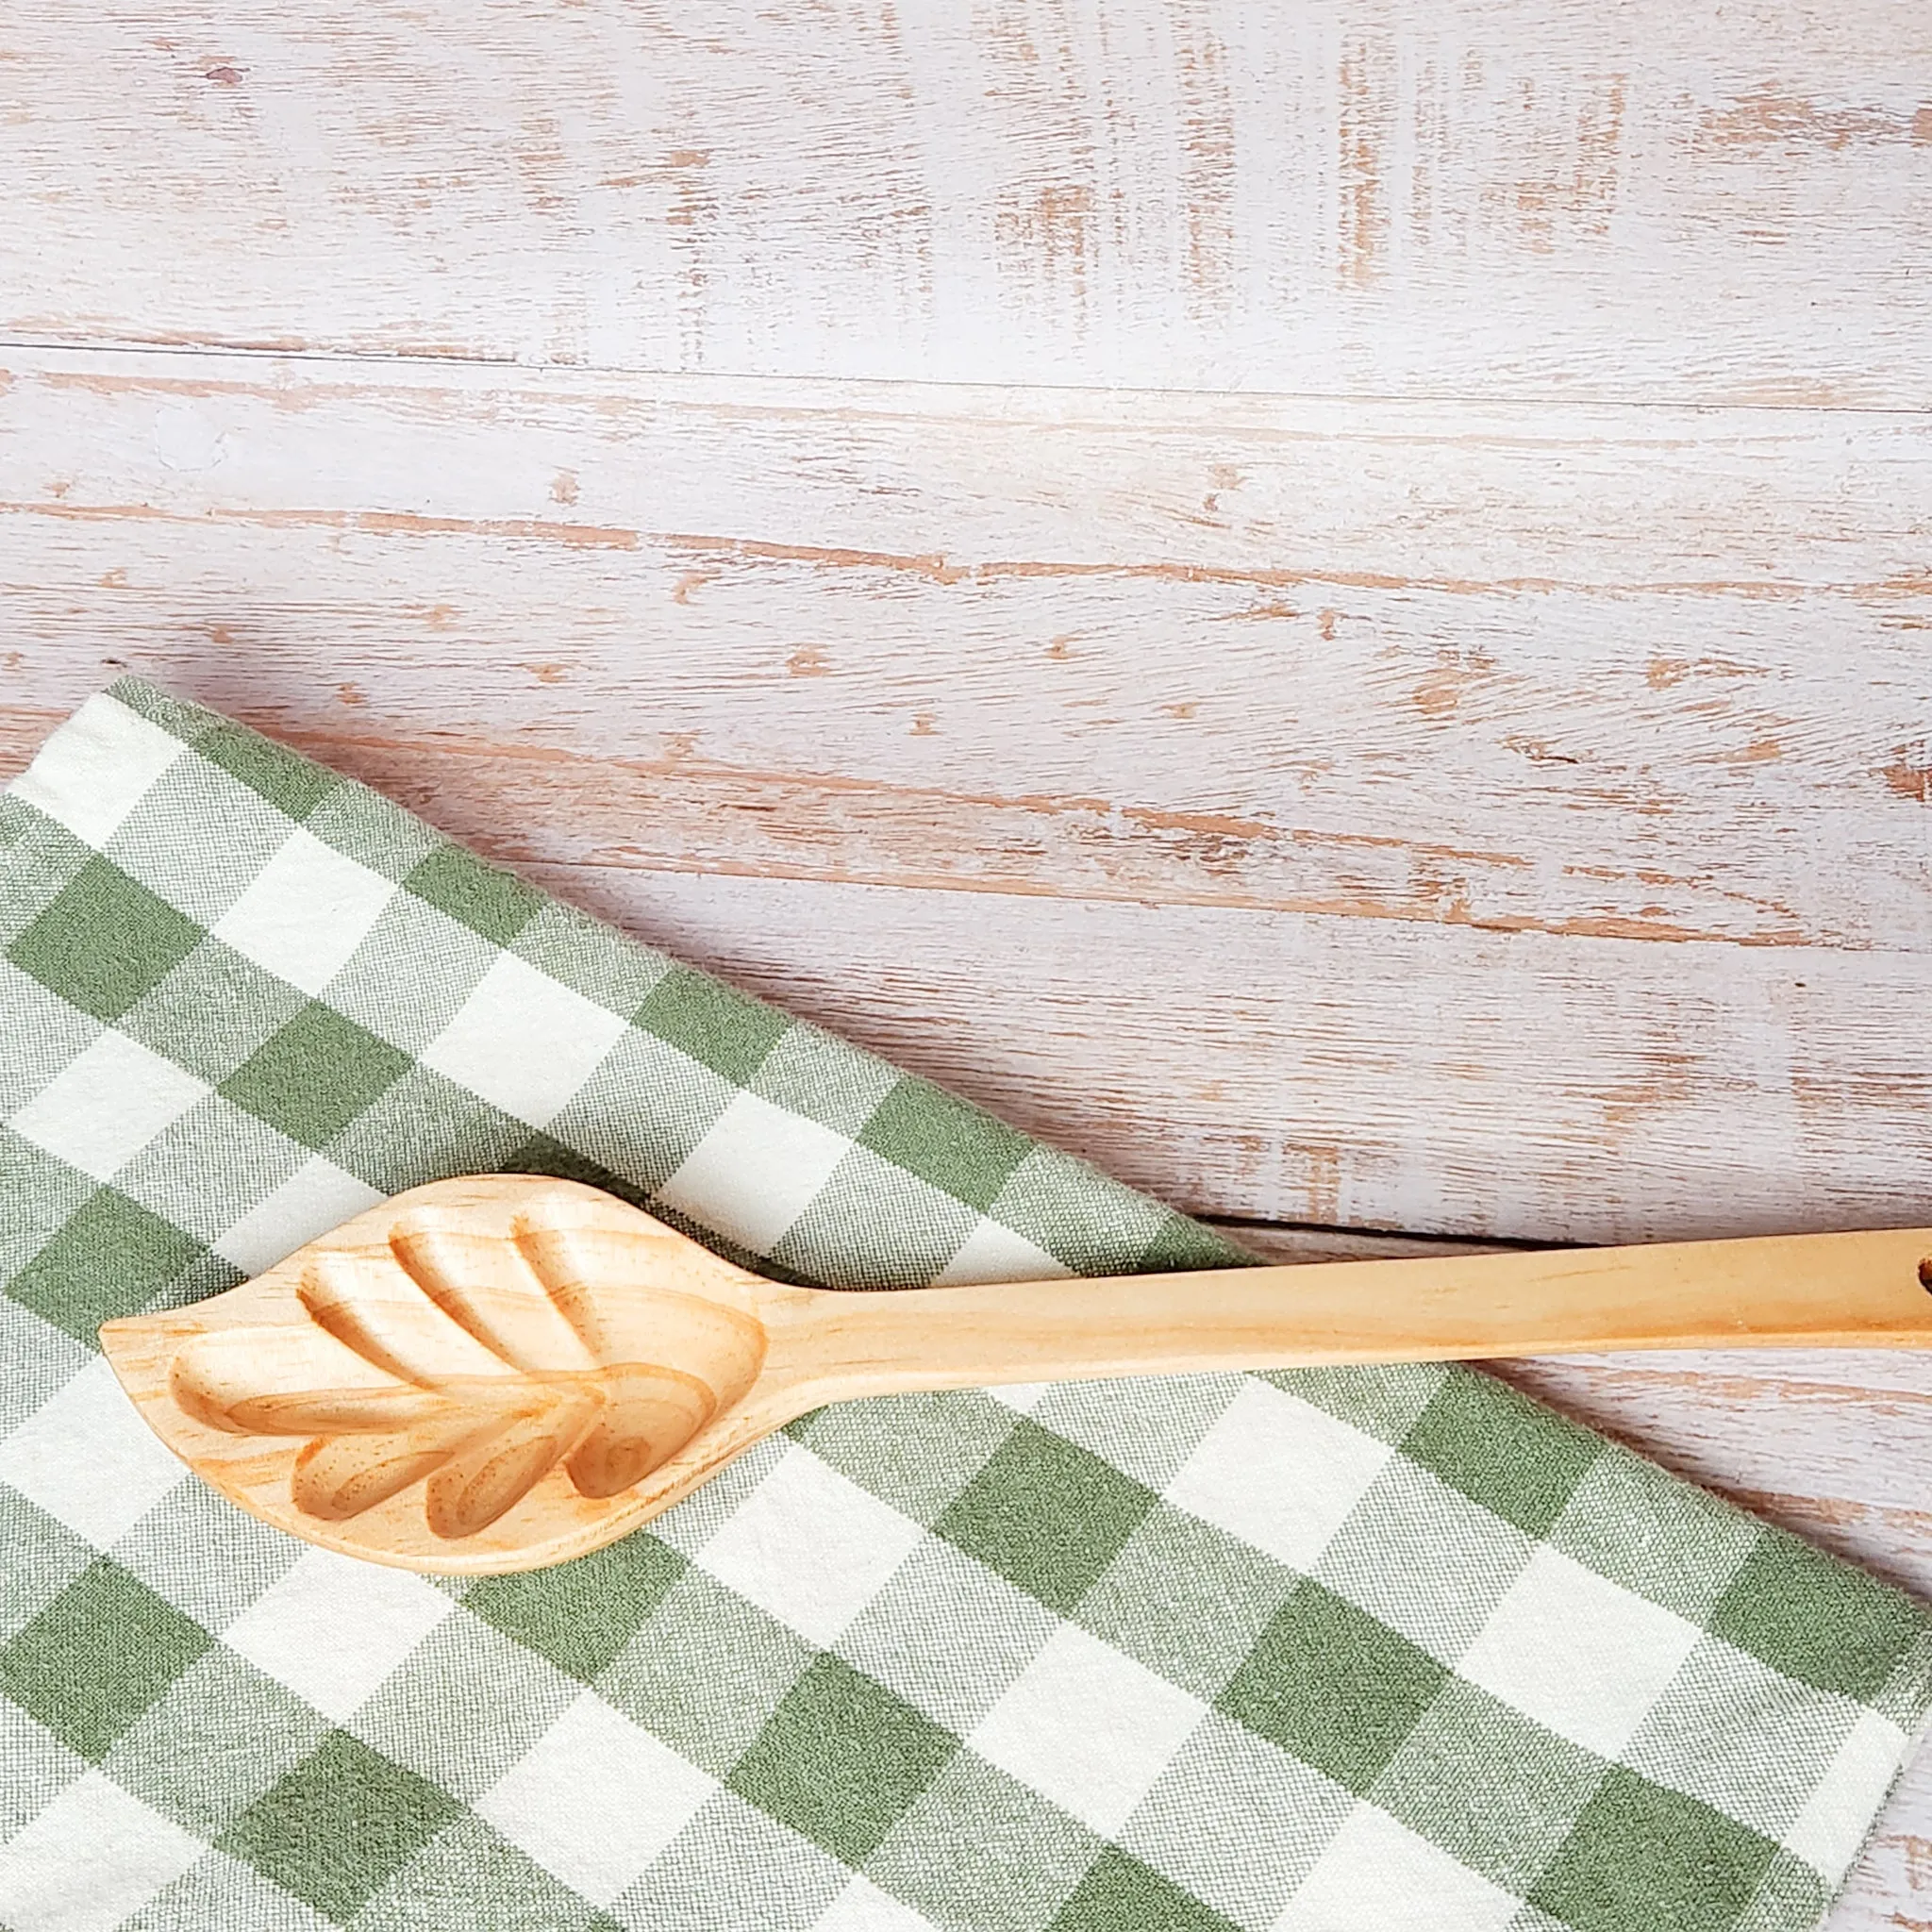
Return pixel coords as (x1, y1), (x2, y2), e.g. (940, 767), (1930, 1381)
(1919, 1257), (1932, 1293)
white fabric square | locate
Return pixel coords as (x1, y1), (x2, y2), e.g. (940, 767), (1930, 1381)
(0, 1358), (189, 1548)
(696, 1442), (924, 1648)
(1273, 1803), (1519, 1931)
(422, 952), (627, 1127)
(210, 828), (396, 995)
(220, 1546), (453, 1723)
(9, 1031), (210, 1183)
(12, 694), (186, 850)
(1785, 1707), (1910, 1881)
(1166, 1380), (1393, 1573)
(0, 1770), (205, 1932)
(477, 1690), (717, 1907)
(932, 1218), (1070, 1286)
(811, 1876), (937, 1931)
(657, 1091), (853, 1254)
(985, 1382), (1051, 1414)
(1457, 1546), (1704, 1757)
(212, 1155), (386, 1275)
(968, 1624), (1208, 1837)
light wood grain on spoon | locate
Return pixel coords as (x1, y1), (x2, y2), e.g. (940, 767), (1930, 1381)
(99, 1176), (1932, 1574)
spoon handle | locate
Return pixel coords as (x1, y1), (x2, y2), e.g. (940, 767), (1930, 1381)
(790, 1226), (1932, 1397)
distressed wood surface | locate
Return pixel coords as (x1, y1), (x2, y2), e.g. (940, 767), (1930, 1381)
(4, 0), (1932, 403)
(5, 0), (1932, 1916)
(3, 348), (1929, 1245)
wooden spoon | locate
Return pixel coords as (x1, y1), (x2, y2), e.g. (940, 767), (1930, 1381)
(99, 1174), (1932, 1574)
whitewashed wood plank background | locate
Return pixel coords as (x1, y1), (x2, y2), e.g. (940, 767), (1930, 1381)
(5, 0), (1932, 400)
(4, 0), (1931, 1922)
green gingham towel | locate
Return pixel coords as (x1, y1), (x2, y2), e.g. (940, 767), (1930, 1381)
(2, 681), (1929, 1932)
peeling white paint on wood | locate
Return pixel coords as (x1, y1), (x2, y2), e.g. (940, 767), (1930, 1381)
(1, 347), (1928, 1253)
(3, 0), (1931, 400)
(1, 351), (1928, 953)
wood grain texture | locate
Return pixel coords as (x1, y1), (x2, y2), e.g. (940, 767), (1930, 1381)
(2, 348), (1928, 1244)
(4, 0), (1931, 402)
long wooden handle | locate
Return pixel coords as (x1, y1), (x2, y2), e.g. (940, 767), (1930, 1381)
(788, 1227), (1932, 1397)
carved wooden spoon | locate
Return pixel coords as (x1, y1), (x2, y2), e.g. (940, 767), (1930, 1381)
(99, 1175), (1932, 1574)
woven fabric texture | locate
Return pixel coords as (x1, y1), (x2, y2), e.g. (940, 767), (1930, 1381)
(2, 680), (1928, 1932)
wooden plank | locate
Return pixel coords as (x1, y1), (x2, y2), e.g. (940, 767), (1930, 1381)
(3, 346), (1929, 1241)
(1227, 1221), (1932, 1929)
(3, 1), (1930, 402)
(505, 865), (1932, 1244)
(1, 350), (1928, 955)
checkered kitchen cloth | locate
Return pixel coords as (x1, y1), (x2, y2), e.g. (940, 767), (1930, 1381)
(3, 681), (1929, 1932)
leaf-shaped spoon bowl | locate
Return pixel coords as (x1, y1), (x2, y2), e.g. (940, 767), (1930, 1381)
(101, 1175), (1932, 1574)
(102, 1178), (819, 1572)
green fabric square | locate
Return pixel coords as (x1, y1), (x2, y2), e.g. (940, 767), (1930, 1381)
(1270, 1359), (1450, 1448)
(404, 843), (545, 946)
(0, 1127), (97, 1294)
(508, 900), (669, 1018)
(119, 938), (311, 1087)
(351, 1812), (605, 1932)
(9, 856), (203, 1022)
(595, 1568), (816, 1778)
(866, 1752), (1103, 1932)
(769, 1146), (979, 1290)
(785, 1388), (1015, 1527)
(1399, 1371), (1601, 1536)
(858, 1075), (1032, 1212)
(0, 792), (92, 948)
(1217, 1581), (1446, 1794)
(8, 1187), (204, 1341)
(0, 1488), (97, 1644)
(464, 1533), (686, 1682)
(1710, 1528), (1928, 1701)
(1048, 1848), (1238, 1932)
(1737, 1851), (1831, 1932)
(633, 967), (789, 1084)
(0, 1560), (211, 1758)
(937, 1418), (1158, 1613)
(1548, 1443), (1763, 1622)
(1371, 1679), (1607, 1891)
(1529, 1766), (1779, 1932)
(221, 1001), (413, 1148)
(727, 1656), (958, 1864)
(1077, 1504), (1296, 1700)
(324, 1066), (530, 1194)
(195, 718), (340, 822)
(219, 1730), (461, 1923)
(106, 1646), (329, 1836)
